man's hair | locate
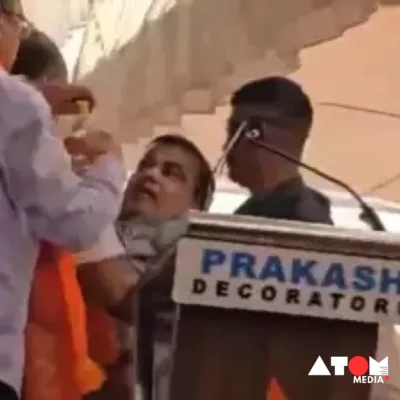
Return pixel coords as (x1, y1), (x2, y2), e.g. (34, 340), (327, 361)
(231, 76), (313, 137)
(0, 0), (16, 9)
(149, 134), (215, 210)
(11, 29), (67, 80)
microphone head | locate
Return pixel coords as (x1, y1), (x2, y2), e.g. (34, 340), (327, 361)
(245, 129), (262, 140)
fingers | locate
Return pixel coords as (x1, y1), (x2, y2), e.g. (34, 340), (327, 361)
(71, 156), (92, 176)
(64, 132), (109, 155)
(64, 130), (122, 160)
(36, 82), (95, 115)
(69, 85), (95, 109)
(64, 137), (90, 156)
(60, 85), (95, 115)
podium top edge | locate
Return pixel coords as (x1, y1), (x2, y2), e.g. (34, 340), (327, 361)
(186, 211), (400, 259)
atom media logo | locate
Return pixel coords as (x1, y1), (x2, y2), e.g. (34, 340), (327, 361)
(308, 356), (389, 384)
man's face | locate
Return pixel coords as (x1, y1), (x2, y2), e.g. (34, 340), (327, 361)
(225, 104), (293, 189)
(0, 0), (28, 71)
(122, 143), (200, 219)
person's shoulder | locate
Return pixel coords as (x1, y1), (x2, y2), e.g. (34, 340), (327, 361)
(305, 186), (331, 207)
(299, 185), (333, 225)
(0, 70), (41, 103)
(0, 70), (50, 126)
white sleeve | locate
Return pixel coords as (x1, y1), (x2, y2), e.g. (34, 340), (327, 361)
(75, 224), (126, 263)
(3, 77), (126, 251)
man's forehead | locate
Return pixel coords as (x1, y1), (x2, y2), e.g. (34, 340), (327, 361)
(230, 104), (285, 121)
(143, 142), (200, 170)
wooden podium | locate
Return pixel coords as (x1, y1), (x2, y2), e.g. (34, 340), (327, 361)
(146, 212), (400, 400)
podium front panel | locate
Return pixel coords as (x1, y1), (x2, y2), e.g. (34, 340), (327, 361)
(168, 306), (377, 400)
(167, 213), (400, 400)
(173, 238), (400, 324)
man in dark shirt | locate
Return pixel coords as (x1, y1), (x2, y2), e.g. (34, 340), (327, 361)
(226, 76), (332, 224)
(224, 77), (377, 399)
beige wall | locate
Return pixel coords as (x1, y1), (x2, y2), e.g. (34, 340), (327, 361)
(122, 6), (400, 202)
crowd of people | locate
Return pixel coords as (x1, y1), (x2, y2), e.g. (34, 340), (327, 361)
(0, 1), (394, 400)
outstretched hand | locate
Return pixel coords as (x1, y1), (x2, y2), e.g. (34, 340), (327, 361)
(36, 81), (95, 115)
(64, 130), (122, 163)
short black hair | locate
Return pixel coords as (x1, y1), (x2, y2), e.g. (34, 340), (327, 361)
(0, 0), (16, 9)
(11, 29), (67, 80)
(149, 134), (215, 210)
(231, 76), (313, 136)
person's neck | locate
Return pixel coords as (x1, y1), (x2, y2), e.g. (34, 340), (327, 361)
(249, 169), (301, 196)
(118, 210), (139, 221)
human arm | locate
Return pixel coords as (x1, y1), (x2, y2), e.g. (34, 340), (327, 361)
(76, 217), (188, 322)
(75, 225), (142, 323)
(3, 79), (125, 251)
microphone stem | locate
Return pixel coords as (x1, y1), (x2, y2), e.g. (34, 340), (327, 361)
(248, 138), (386, 232)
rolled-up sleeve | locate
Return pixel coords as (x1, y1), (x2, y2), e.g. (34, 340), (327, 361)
(3, 82), (126, 251)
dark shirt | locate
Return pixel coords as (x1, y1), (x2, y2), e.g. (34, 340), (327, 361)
(235, 176), (377, 400)
(235, 177), (333, 225)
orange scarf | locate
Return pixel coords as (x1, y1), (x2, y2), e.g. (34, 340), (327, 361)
(266, 378), (287, 400)
(87, 307), (119, 366)
(24, 242), (105, 400)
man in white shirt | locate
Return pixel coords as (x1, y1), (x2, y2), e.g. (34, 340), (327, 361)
(0, 1), (125, 398)
(77, 134), (215, 400)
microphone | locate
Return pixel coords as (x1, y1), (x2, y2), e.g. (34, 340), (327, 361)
(243, 128), (386, 232)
